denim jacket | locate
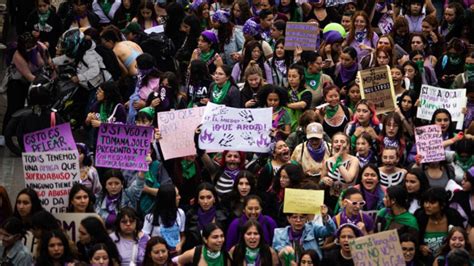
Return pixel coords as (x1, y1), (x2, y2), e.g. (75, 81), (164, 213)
(221, 27), (244, 67)
(272, 219), (336, 259)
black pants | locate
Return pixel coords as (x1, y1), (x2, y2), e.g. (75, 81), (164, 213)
(2, 79), (29, 135)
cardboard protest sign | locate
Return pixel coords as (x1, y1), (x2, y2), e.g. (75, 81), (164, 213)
(23, 123), (76, 152)
(95, 123), (153, 171)
(417, 85), (467, 129)
(284, 22), (318, 51)
(358, 66), (396, 115)
(199, 103), (272, 153)
(22, 150), (80, 213)
(349, 230), (405, 266)
(325, 0), (354, 7)
(378, 14), (393, 35)
(158, 107), (206, 160)
(283, 188), (324, 214)
(415, 125), (446, 163)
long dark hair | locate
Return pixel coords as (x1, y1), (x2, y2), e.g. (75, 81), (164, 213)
(36, 229), (75, 266)
(386, 185), (410, 210)
(271, 38), (293, 70)
(13, 188), (44, 227)
(189, 59), (212, 85)
(80, 216), (121, 263)
(230, 0), (252, 25)
(0, 186), (12, 222)
(17, 32), (43, 65)
(143, 236), (172, 266)
(240, 40), (267, 80)
(88, 243), (119, 266)
(194, 182), (220, 208)
(152, 184), (178, 227)
(272, 163), (303, 194)
(288, 63), (306, 92)
(257, 84), (289, 108)
(216, 19), (234, 50)
(136, 1), (158, 26)
(430, 108), (455, 137)
(231, 220), (273, 265)
(402, 60), (422, 95)
(398, 90), (418, 119)
(113, 207), (142, 243)
(405, 167), (430, 204)
(67, 183), (95, 212)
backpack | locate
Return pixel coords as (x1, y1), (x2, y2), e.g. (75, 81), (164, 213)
(140, 32), (178, 73)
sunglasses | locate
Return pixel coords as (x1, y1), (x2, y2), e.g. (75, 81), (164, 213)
(346, 199), (366, 206)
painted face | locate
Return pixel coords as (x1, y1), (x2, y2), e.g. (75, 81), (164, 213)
(403, 65), (416, 80)
(198, 189), (215, 211)
(332, 134), (348, 153)
(356, 103), (371, 124)
(325, 89), (340, 107)
(78, 225), (91, 244)
(48, 237), (64, 260)
(361, 167), (378, 192)
(198, 36), (211, 52)
(405, 174), (421, 194)
(356, 137), (369, 156)
(279, 169), (291, 189)
(247, 73), (261, 89)
(401, 95), (413, 112)
(71, 189), (89, 213)
(434, 112), (450, 133)
(382, 149), (398, 169)
(237, 177), (251, 197)
(401, 241), (416, 262)
(340, 53), (355, 68)
(244, 199), (262, 219)
(204, 228), (225, 252)
(105, 177), (123, 196)
(354, 15), (366, 31)
(461, 175), (472, 192)
(16, 194), (32, 218)
(243, 225), (261, 249)
(267, 92), (280, 109)
(90, 249), (110, 266)
(275, 43), (285, 58)
(377, 37), (391, 49)
(287, 69), (302, 89)
(213, 67), (229, 86)
(151, 243), (169, 265)
(225, 151), (241, 170)
(288, 214), (307, 231)
(339, 227), (356, 253)
(449, 231), (465, 250)
(444, 8), (456, 24)
(345, 193), (365, 216)
(348, 85), (361, 103)
(423, 200), (441, 216)
(385, 119), (399, 138)
(120, 215), (137, 236)
(273, 140), (291, 162)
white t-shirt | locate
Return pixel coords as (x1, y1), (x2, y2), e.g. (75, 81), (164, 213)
(142, 209), (186, 237)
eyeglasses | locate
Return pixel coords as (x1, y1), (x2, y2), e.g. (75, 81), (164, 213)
(346, 199), (366, 206)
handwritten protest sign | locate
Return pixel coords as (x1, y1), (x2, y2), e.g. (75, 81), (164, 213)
(95, 123), (153, 171)
(284, 22), (318, 51)
(22, 150), (80, 213)
(283, 188), (324, 214)
(378, 14), (393, 35)
(325, 0), (354, 7)
(23, 123), (76, 152)
(358, 66), (396, 115)
(417, 85), (466, 129)
(199, 103), (272, 152)
(158, 107), (206, 160)
(415, 125), (445, 163)
(350, 230), (405, 266)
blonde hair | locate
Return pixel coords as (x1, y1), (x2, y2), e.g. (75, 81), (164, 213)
(244, 60), (263, 81)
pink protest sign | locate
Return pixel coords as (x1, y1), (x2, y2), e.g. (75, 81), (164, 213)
(415, 125), (446, 163)
(23, 123), (76, 152)
(158, 107), (206, 160)
(95, 123), (153, 171)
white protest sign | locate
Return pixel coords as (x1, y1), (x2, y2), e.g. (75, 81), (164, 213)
(349, 230), (405, 266)
(199, 103), (272, 152)
(158, 107), (206, 160)
(417, 85), (467, 129)
(415, 125), (446, 163)
(22, 150), (80, 213)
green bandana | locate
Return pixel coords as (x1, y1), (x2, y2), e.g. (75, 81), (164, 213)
(455, 153), (474, 172)
(465, 64), (474, 71)
(125, 13), (131, 22)
(211, 80), (231, 104)
(304, 69), (321, 90)
(99, 103), (112, 122)
(416, 60), (424, 74)
(330, 156), (343, 174)
(326, 104), (339, 119)
(202, 246), (224, 266)
(245, 247), (260, 264)
(38, 9), (51, 27)
(181, 160), (197, 180)
(283, 251), (296, 266)
(100, 0), (113, 15)
(200, 49), (215, 62)
(381, 208), (419, 231)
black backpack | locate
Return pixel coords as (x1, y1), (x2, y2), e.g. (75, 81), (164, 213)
(140, 32), (178, 73)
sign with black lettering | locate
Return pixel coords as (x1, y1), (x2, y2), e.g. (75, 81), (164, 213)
(358, 66), (396, 115)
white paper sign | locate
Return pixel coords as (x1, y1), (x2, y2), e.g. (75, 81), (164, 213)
(198, 103), (272, 152)
(417, 85), (467, 129)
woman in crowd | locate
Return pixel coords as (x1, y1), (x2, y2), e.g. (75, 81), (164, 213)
(88, 243), (120, 266)
(450, 167), (474, 227)
(26, 0), (62, 56)
(404, 167), (430, 214)
(331, 47), (359, 90)
(142, 236), (173, 266)
(0, 217), (33, 265)
(0, 186), (12, 225)
(433, 226), (472, 266)
(13, 188), (43, 230)
(212, 10), (244, 66)
(286, 64), (312, 131)
(353, 164), (386, 212)
(318, 84), (352, 139)
(36, 229), (76, 266)
(400, 233), (424, 266)
(186, 59), (213, 107)
(257, 84), (291, 140)
(344, 11), (378, 63)
(77, 143), (101, 195)
(208, 65), (241, 107)
(322, 223), (362, 265)
(270, 38), (291, 88)
(77, 216), (120, 263)
(67, 183), (95, 213)
(223, 171), (257, 221)
(241, 61), (266, 108)
(345, 100), (381, 149)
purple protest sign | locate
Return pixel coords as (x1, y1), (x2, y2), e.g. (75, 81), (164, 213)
(415, 125), (446, 164)
(24, 123), (77, 152)
(95, 123), (153, 171)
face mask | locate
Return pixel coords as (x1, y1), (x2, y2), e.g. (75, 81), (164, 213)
(465, 63), (474, 71)
(449, 54), (462, 65)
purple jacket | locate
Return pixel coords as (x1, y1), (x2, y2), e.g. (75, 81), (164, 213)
(226, 214), (277, 251)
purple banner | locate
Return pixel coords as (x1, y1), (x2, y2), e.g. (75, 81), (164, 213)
(23, 123), (76, 152)
(95, 123), (153, 171)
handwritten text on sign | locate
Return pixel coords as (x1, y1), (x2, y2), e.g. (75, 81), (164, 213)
(325, 0), (354, 7)
(22, 150), (80, 213)
(199, 103), (272, 153)
(415, 125), (446, 163)
(158, 107), (206, 160)
(284, 22), (318, 51)
(417, 85), (466, 129)
(283, 188), (324, 214)
(358, 66), (396, 115)
(95, 124), (153, 171)
(349, 230), (405, 266)
(23, 123), (76, 152)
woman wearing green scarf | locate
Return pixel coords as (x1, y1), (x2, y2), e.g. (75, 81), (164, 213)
(190, 30), (224, 75)
(375, 185), (419, 233)
(206, 65), (241, 107)
(317, 84), (352, 139)
(174, 223), (230, 265)
(26, 0), (62, 56)
(229, 220), (279, 265)
(92, 0), (121, 25)
(302, 51), (333, 108)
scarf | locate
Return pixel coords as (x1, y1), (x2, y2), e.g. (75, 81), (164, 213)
(38, 9), (51, 27)
(181, 160), (197, 180)
(306, 141), (326, 162)
(325, 104), (339, 119)
(363, 187), (379, 211)
(357, 150), (373, 168)
(466, 63), (474, 81)
(383, 209), (419, 231)
(340, 63), (358, 84)
(245, 247), (260, 264)
(330, 156), (343, 174)
(355, 29), (367, 43)
(198, 206), (216, 230)
(275, 59), (287, 76)
(289, 88), (299, 102)
(455, 153), (474, 172)
(272, 108), (285, 129)
(200, 49), (215, 62)
(105, 193), (120, 227)
(99, 102), (112, 122)
(211, 80), (231, 104)
(416, 60), (424, 74)
(340, 208), (362, 225)
(304, 69), (321, 90)
(100, 0), (113, 16)
(202, 246), (224, 266)
(224, 167), (240, 181)
(383, 137), (399, 149)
